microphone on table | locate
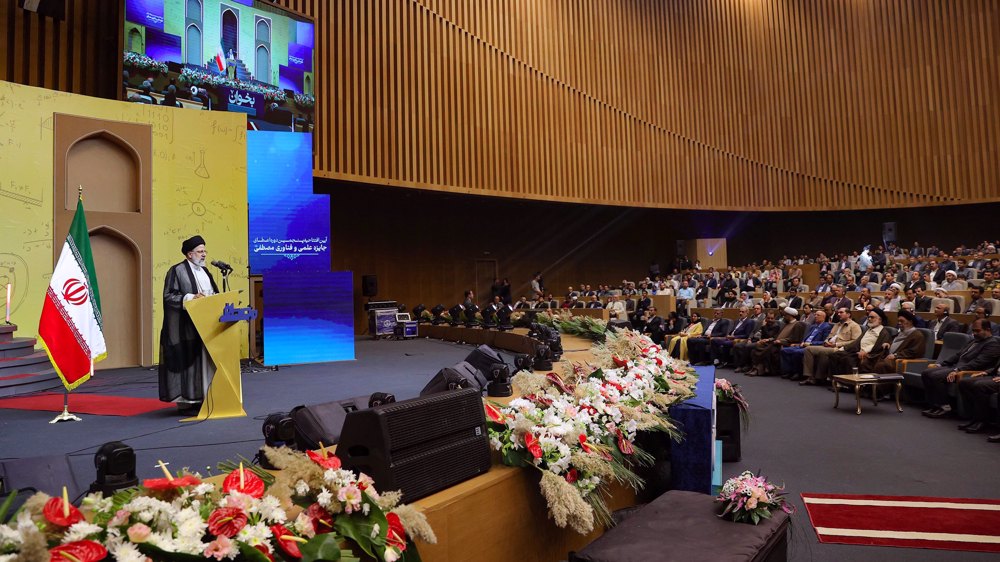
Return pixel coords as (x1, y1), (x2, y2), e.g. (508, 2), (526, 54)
(211, 260), (233, 272)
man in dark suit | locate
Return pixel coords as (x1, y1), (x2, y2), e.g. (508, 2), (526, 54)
(785, 288), (803, 310)
(686, 309), (733, 365)
(957, 372), (1000, 438)
(747, 307), (807, 376)
(906, 287), (933, 313)
(821, 285), (852, 311)
(709, 306), (756, 367)
(927, 303), (963, 341)
(903, 271), (926, 293)
(922, 320), (1000, 418)
(964, 286), (993, 315)
(640, 307), (665, 343)
(910, 242), (924, 258)
(586, 295), (604, 309)
(781, 310), (832, 379)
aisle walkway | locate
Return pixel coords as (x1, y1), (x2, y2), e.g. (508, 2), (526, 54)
(718, 367), (998, 562)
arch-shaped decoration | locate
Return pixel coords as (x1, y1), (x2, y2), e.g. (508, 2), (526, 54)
(255, 45), (270, 84)
(87, 226), (143, 369)
(304, 75), (312, 96)
(221, 8), (239, 57)
(186, 24), (203, 66)
(127, 28), (143, 52)
(64, 130), (142, 213)
(255, 18), (270, 43)
(186, 0), (202, 21)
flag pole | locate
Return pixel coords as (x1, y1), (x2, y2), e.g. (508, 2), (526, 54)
(48, 185), (86, 424)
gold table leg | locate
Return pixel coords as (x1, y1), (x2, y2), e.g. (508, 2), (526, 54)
(833, 381), (841, 409)
(855, 384), (862, 415)
(895, 382), (903, 412)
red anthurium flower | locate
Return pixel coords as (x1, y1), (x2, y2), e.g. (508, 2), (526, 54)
(385, 512), (407, 551)
(578, 434), (592, 454)
(655, 357), (663, 366)
(565, 469), (579, 484)
(306, 450), (342, 470)
(254, 544), (275, 562)
(207, 506), (248, 538)
(270, 524), (303, 559)
(49, 540), (107, 562)
(222, 468), (265, 499)
(43, 497), (83, 528)
(484, 402), (505, 423)
(142, 474), (201, 491)
(612, 356), (628, 368)
(546, 372), (571, 393)
(616, 429), (635, 455)
(523, 432), (543, 459)
(307, 503), (335, 534)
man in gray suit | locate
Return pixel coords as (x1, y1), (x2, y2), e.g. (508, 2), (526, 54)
(921, 320), (1000, 418)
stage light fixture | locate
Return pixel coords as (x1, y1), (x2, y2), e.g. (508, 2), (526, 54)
(431, 304), (446, 325)
(480, 305), (498, 329)
(496, 304), (514, 331)
(412, 304), (427, 322)
(89, 441), (138, 496)
(257, 412), (296, 469)
(397, 303), (407, 313)
(487, 363), (513, 397)
(463, 304), (480, 327)
(449, 304), (465, 326)
(533, 343), (553, 370)
(514, 353), (534, 372)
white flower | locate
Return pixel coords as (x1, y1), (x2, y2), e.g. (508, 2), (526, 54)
(362, 503), (371, 516)
(293, 512), (316, 539)
(236, 522), (273, 553)
(317, 486), (333, 508)
(294, 480), (310, 495)
(112, 542), (147, 562)
(193, 482), (216, 496)
(81, 492), (113, 513)
(255, 495), (286, 523)
(62, 521), (103, 543)
(371, 523), (380, 539)
(383, 546), (401, 562)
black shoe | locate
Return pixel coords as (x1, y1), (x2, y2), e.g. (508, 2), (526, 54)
(780, 373), (793, 379)
(789, 374), (805, 382)
(927, 406), (954, 419)
(964, 422), (986, 434)
(987, 434), (1000, 443)
(921, 407), (942, 416)
(958, 420), (978, 430)
(799, 378), (817, 386)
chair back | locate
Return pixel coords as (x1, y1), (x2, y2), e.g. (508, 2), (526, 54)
(915, 328), (935, 359)
(985, 299), (1000, 317)
(675, 317), (689, 332)
(938, 331), (973, 361)
(883, 326), (898, 340)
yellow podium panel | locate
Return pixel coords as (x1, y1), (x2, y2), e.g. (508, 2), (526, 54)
(181, 291), (246, 422)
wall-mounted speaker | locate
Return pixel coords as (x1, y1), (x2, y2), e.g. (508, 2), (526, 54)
(362, 274), (378, 297)
(882, 222), (897, 243)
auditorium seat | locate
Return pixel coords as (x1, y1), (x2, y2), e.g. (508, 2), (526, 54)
(899, 331), (973, 398)
(931, 297), (955, 314)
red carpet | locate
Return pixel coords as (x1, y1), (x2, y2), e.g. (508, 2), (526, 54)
(802, 493), (1000, 553)
(0, 392), (173, 416)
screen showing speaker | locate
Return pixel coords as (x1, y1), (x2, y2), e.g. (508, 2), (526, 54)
(263, 271), (354, 365)
(247, 132), (329, 275)
(123, 0), (315, 133)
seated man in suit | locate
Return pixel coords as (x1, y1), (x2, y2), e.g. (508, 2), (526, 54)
(686, 309), (733, 365)
(927, 302), (963, 341)
(922, 319), (1000, 419)
(734, 311), (780, 373)
(780, 310), (831, 380)
(906, 286), (933, 313)
(586, 295), (604, 309)
(747, 307), (807, 377)
(800, 307), (863, 385)
(957, 370), (1000, 439)
(785, 287), (803, 310)
(639, 306), (665, 343)
(964, 285), (993, 315)
(605, 294), (626, 319)
(872, 310), (926, 373)
(709, 306), (756, 368)
(828, 308), (894, 375)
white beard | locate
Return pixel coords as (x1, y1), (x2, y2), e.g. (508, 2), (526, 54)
(192, 257), (206, 268)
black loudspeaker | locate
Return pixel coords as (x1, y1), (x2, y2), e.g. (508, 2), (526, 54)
(362, 274), (378, 297)
(290, 401), (350, 450)
(464, 345), (504, 378)
(335, 388), (491, 501)
(419, 361), (488, 396)
(882, 222), (897, 243)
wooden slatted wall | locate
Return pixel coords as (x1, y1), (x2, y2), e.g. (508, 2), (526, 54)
(290, 1), (1000, 210)
(0, 0), (121, 99)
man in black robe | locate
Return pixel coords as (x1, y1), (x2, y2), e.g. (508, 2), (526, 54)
(158, 235), (219, 412)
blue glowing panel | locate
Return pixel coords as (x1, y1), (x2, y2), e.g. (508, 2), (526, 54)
(144, 28), (182, 63)
(287, 43), (313, 72)
(296, 21), (315, 49)
(278, 64), (304, 94)
(247, 132), (330, 275)
(126, 0), (164, 30)
(264, 271), (354, 365)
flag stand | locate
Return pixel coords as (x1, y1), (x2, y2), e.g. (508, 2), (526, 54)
(49, 390), (82, 423)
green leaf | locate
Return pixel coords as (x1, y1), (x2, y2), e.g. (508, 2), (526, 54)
(0, 489), (18, 523)
(400, 539), (423, 562)
(333, 494), (388, 559)
(501, 447), (529, 467)
(300, 533), (345, 562)
(237, 541), (272, 562)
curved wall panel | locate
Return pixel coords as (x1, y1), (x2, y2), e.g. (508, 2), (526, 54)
(293, 1), (999, 209)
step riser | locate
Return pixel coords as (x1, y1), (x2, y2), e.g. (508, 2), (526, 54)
(0, 372), (63, 397)
(0, 357), (52, 378)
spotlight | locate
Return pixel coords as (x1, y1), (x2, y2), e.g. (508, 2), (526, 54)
(368, 392), (396, 408)
(533, 343), (553, 370)
(89, 441), (138, 496)
(496, 304), (514, 331)
(487, 363), (513, 397)
(412, 304), (427, 322)
(480, 304), (498, 329)
(514, 353), (534, 372)
(464, 304), (480, 327)
(431, 304), (446, 325)
(258, 412), (295, 469)
(449, 304), (465, 326)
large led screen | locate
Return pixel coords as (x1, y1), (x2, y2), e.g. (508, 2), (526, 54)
(263, 271), (355, 366)
(247, 131), (328, 275)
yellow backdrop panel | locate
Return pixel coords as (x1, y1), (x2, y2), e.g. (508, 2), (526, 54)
(0, 80), (248, 363)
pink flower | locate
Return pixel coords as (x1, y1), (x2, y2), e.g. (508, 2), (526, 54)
(204, 535), (237, 560)
(337, 484), (363, 514)
(108, 509), (130, 527)
(126, 523), (151, 543)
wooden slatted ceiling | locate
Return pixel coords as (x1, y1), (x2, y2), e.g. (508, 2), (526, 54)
(0, 0), (120, 99)
(288, 0), (1000, 211)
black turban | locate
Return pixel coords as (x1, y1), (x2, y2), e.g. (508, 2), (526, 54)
(898, 309), (917, 326)
(181, 235), (205, 255)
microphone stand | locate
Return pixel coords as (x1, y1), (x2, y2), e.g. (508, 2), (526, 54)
(221, 267), (232, 292)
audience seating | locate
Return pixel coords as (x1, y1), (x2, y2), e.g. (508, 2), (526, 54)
(899, 331), (973, 397)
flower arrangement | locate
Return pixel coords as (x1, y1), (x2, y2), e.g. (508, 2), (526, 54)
(533, 310), (608, 342)
(180, 67), (288, 102)
(123, 51), (168, 74)
(717, 471), (792, 525)
(715, 378), (750, 429)
(487, 330), (698, 534)
(0, 449), (434, 561)
(293, 94), (315, 109)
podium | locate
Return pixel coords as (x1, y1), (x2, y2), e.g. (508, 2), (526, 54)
(181, 291), (248, 422)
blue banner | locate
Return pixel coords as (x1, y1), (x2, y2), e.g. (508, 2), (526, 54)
(278, 64), (304, 94)
(125, 0), (164, 30)
(219, 86), (264, 116)
(287, 43), (313, 73)
(144, 28), (182, 64)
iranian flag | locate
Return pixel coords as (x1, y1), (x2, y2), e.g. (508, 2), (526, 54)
(38, 198), (106, 390)
(214, 43), (227, 72)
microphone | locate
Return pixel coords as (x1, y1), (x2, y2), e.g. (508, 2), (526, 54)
(211, 260), (233, 271)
